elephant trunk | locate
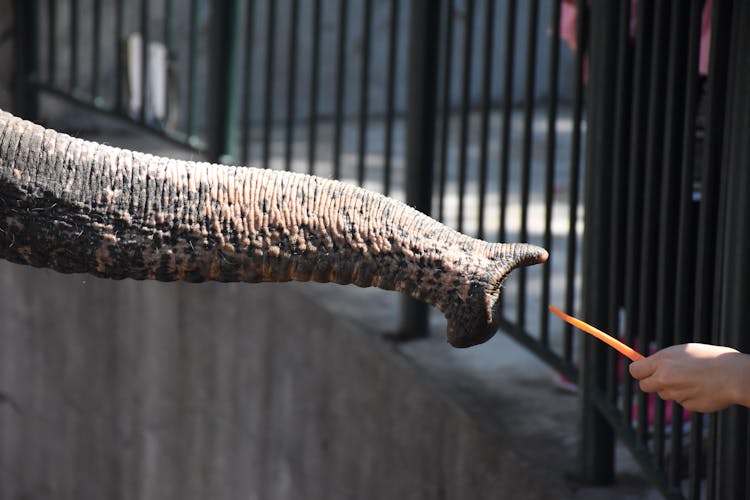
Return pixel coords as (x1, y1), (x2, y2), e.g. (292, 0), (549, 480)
(0, 110), (547, 347)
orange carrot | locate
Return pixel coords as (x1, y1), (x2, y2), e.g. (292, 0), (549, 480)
(548, 305), (645, 362)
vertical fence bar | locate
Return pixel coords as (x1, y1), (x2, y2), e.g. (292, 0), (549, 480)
(456, 0), (474, 233)
(637, 0), (670, 468)
(498, 0), (517, 244)
(710, 0), (741, 498)
(12, 0), (39, 120)
(332, 0), (349, 180)
(307, 0), (321, 175)
(693, 1), (734, 495)
(398, 0), (441, 339)
(383, 0), (399, 196)
(516, 0), (538, 327)
(92, 0), (101, 101)
(139, 0), (149, 122)
(623, 0), (652, 438)
(476, 0), (495, 241)
(669, 0), (703, 492)
(653, 1), (689, 474)
(206, 0), (240, 163)
(164, 0), (174, 51)
(563, 0), (586, 362)
(186, 0), (200, 138)
(114, 0), (124, 112)
(681, 5), (705, 500)
(357, 0), (373, 186)
(605, 0), (632, 405)
(284, 0), (300, 172)
(240, 0), (256, 165)
(437, 0), (454, 221)
(262, 0), (277, 170)
(46, 0), (55, 85)
(579, 1), (617, 485)
(540, 0), (560, 347)
(70, 0), (78, 92)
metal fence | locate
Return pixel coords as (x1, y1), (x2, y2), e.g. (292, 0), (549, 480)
(13, 0), (750, 498)
(582, 1), (750, 499)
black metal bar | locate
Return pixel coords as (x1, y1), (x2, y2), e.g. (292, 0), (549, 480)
(12, 0), (39, 120)
(206, 0), (241, 163)
(240, 0), (256, 165)
(563, 0), (586, 361)
(636, 0), (670, 453)
(437, 0), (454, 221)
(164, 0), (174, 51)
(356, 0), (373, 186)
(605, 0), (633, 407)
(383, 0), (399, 196)
(46, 0), (55, 85)
(654, 0), (691, 478)
(456, 0), (475, 233)
(516, 0), (539, 328)
(140, 0), (149, 122)
(70, 0), (78, 92)
(623, 0), (652, 442)
(398, 0), (441, 339)
(579, 0), (617, 485)
(540, 0), (560, 347)
(284, 0), (300, 172)
(114, 0), (124, 112)
(498, 0), (516, 243)
(476, 0), (495, 241)
(670, 0), (703, 491)
(262, 0), (277, 170)
(92, 0), (101, 100)
(307, 0), (322, 175)
(713, 1), (748, 498)
(332, 0), (349, 180)
(186, 0), (200, 137)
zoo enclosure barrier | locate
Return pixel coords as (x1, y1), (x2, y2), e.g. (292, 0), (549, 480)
(582, 1), (750, 499)
(13, 0), (750, 498)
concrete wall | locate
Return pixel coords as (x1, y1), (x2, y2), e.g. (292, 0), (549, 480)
(0, 260), (578, 500)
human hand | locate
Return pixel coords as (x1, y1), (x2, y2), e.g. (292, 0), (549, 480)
(628, 343), (750, 413)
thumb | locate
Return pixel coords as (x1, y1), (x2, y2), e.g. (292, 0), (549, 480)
(628, 357), (657, 380)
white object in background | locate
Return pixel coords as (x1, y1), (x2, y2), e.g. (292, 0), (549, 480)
(126, 33), (168, 124)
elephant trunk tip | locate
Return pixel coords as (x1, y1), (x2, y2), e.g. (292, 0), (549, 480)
(508, 242), (549, 267)
(445, 243), (549, 349)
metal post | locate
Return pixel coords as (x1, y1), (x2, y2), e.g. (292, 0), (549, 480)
(397, 0), (440, 339)
(578, 1), (617, 485)
(12, 0), (39, 120)
(205, 0), (241, 164)
(714, 1), (747, 498)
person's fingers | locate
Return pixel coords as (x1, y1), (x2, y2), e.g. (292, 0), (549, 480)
(638, 377), (663, 394)
(629, 357), (658, 380)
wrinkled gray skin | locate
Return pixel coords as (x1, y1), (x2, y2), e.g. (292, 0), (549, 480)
(0, 110), (547, 347)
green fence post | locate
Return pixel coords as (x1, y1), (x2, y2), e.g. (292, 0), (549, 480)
(205, 0), (241, 164)
(396, 0), (441, 339)
(578, 1), (616, 485)
(12, 0), (39, 120)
